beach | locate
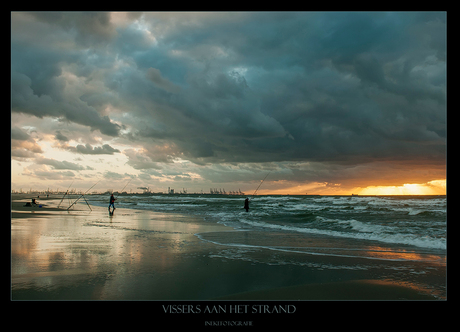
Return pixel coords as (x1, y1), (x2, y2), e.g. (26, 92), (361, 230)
(11, 194), (446, 301)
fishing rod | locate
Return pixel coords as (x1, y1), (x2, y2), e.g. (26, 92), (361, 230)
(67, 179), (101, 211)
(115, 179), (132, 199)
(57, 180), (74, 208)
(250, 171), (271, 200)
(115, 179), (132, 198)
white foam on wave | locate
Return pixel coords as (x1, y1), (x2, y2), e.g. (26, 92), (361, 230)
(336, 218), (394, 233)
(237, 218), (446, 250)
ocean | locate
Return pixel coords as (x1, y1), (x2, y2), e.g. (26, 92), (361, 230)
(89, 194), (446, 250)
(87, 193), (447, 298)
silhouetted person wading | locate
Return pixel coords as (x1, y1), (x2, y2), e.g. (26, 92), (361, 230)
(244, 198), (250, 212)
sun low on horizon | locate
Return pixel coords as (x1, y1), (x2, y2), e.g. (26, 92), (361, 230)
(356, 180), (446, 196)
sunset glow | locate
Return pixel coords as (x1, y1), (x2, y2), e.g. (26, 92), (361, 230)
(356, 180), (446, 196)
(256, 179), (446, 196)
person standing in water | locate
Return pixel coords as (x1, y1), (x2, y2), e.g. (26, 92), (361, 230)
(109, 194), (116, 212)
(244, 198), (250, 212)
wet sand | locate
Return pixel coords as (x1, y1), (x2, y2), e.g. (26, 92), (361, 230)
(216, 279), (438, 300)
(11, 196), (444, 301)
(11, 200), (66, 219)
(11, 194), (78, 218)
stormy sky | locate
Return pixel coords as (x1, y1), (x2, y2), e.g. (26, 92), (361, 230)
(11, 12), (446, 194)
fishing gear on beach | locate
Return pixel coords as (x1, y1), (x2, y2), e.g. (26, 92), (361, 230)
(67, 179), (100, 211)
(57, 180), (74, 208)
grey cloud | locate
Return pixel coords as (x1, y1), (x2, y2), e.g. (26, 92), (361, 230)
(11, 70), (121, 137)
(103, 171), (128, 179)
(34, 170), (76, 180)
(124, 149), (163, 170)
(54, 130), (69, 142)
(351, 54), (446, 104)
(11, 139), (43, 154)
(11, 126), (32, 141)
(138, 172), (153, 181)
(22, 164), (76, 180)
(35, 157), (86, 170)
(28, 12), (117, 47)
(11, 126), (44, 159)
(146, 68), (181, 93)
(174, 174), (191, 182)
(11, 149), (36, 159)
(123, 67), (291, 164)
(65, 143), (120, 155)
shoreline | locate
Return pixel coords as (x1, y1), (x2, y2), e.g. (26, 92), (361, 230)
(11, 196), (445, 300)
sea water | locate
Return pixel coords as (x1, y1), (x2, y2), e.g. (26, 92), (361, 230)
(88, 194), (446, 252)
(87, 194), (446, 298)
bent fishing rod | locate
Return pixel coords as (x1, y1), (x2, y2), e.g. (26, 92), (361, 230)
(250, 171), (271, 200)
(67, 179), (101, 210)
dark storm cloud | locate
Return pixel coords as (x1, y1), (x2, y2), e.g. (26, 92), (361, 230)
(11, 12), (121, 137)
(11, 70), (120, 137)
(11, 12), (446, 176)
(146, 68), (181, 93)
(119, 12), (444, 167)
(28, 11), (117, 47)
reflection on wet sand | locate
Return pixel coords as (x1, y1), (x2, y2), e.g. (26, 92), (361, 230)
(364, 246), (446, 264)
(11, 202), (228, 300)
